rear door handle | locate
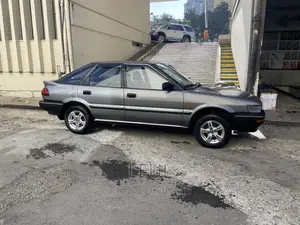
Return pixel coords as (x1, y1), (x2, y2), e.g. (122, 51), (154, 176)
(83, 90), (91, 95)
(127, 93), (137, 98)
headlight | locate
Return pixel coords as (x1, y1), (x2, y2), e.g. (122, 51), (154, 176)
(247, 105), (262, 113)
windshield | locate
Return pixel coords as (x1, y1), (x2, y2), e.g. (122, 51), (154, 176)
(156, 63), (194, 88)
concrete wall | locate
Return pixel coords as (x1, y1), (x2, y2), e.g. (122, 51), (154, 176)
(230, 0), (253, 91)
(70, 0), (151, 69)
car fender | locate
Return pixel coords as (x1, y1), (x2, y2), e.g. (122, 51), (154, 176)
(157, 31), (166, 37)
(62, 97), (92, 111)
(191, 104), (235, 116)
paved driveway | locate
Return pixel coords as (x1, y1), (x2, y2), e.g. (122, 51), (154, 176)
(0, 108), (299, 225)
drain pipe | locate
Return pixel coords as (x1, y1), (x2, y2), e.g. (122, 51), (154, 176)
(246, 0), (267, 95)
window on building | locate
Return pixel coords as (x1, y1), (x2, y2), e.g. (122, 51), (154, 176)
(40, 0), (45, 40)
(16, 0), (23, 40)
(51, 0), (58, 39)
(125, 66), (167, 90)
(88, 66), (122, 88)
(2, 1), (12, 40)
(28, 0), (34, 40)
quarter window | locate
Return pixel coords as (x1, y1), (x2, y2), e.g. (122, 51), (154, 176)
(88, 66), (121, 88)
(125, 67), (168, 90)
(57, 63), (95, 85)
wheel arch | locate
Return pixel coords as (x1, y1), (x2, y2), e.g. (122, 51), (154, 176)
(157, 31), (166, 37)
(188, 106), (233, 129)
(182, 34), (191, 41)
(58, 100), (93, 120)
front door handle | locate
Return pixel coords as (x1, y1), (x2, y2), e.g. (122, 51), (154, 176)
(127, 93), (137, 98)
(83, 90), (92, 95)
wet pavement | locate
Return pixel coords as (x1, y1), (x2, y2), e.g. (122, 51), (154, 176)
(0, 108), (299, 225)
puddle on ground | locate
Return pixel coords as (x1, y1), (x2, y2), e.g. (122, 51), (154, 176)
(27, 143), (79, 159)
(89, 159), (168, 185)
(88, 159), (232, 209)
(171, 183), (232, 208)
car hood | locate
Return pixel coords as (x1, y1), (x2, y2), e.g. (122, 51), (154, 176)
(190, 86), (254, 99)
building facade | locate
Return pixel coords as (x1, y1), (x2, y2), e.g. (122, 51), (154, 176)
(0, 0), (168, 97)
(184, 0), (214, 15)
(230, 0), (300, 98)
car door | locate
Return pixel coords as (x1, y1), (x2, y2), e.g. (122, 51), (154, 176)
(77, 63), (125, 121)
(173, 25), (185, 40)
(123, 64), (184, 126)
(164, 24), (178, 41)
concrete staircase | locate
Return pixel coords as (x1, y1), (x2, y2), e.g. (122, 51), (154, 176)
(220, 44), (239, 85)
(150, 43), (218, 86)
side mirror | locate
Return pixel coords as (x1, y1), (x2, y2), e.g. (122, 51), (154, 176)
(162, 82), (174, 91)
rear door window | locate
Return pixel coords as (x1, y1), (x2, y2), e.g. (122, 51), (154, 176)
(56, 63), (95, 85)
(87, 65), (122, 88)
(184, 26), (194, 32)
(174, 25), (184, 31)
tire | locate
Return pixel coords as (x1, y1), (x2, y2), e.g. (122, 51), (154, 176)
(64, 105), (92, 134)
(158, 34), (166, 43)
(193, 114), (231, 148)
(182, 36), (191, 43)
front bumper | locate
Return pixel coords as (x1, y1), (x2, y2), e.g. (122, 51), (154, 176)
(231, 110), (265, 132)
(39, 101), (63, 116)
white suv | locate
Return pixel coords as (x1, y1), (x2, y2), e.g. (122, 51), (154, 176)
(152, 23), (195, 43)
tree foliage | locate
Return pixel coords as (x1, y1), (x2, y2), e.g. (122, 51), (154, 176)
(151, 13), (191, 29)
(184, 2), (231, 39)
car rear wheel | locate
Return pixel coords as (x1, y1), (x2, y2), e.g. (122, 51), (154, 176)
(64, 106), (92, 134)
(182, 36), (191, 43)
(193, 115), (231, 148)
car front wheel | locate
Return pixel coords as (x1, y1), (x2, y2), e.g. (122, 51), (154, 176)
(158, 34), (166, 43)
(193, 115), (231, 148)
(64, 105), (92, 134)
(182, 36), (191, 43)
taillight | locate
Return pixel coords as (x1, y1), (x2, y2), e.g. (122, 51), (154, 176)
(41, 87), (49, 96)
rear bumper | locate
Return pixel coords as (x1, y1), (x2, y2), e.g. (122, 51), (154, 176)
(231, 110), (265, 132)
(39, 101), (63, 116)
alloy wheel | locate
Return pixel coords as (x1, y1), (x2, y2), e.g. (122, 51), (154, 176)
(200, 120), (225, 144)
(67, 110), (87, 132)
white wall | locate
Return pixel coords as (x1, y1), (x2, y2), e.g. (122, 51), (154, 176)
(230, 0), (253, 91)
(70, 0), (151, 69)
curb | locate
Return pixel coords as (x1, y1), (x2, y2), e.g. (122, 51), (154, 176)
(0, 104), (41, 110)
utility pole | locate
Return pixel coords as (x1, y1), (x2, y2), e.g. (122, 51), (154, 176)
(204, 0), (208, 28)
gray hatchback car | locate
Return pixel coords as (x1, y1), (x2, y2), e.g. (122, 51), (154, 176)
(40, 62), (265, 148)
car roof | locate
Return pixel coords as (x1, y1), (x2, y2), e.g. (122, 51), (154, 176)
(169, 23), (191, 27)
(90, 61), (162, 66)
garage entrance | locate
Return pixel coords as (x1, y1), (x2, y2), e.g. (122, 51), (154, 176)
(260, 0), (300, 109)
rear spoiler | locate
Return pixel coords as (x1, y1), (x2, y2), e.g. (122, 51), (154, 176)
(43, 80), (58, 86)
